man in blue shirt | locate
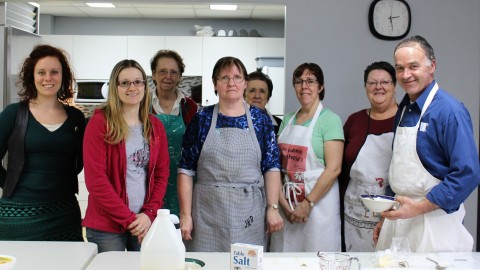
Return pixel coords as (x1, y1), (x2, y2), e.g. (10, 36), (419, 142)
(373, 35), (480, 252)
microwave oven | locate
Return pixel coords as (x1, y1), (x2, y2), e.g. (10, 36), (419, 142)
(74, 80), (109, 103)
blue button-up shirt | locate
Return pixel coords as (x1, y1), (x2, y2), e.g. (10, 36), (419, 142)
(394, 81), (480, 213)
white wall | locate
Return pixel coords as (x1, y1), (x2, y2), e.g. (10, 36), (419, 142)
(40, 0), (480, 249)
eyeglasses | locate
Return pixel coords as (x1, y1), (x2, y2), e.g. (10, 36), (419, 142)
(366, 80), (392, 87)
(217, 76), (245, 84)
(156, 69), (180, 78)
(117, 80), (145, 88)
(293, 79), (318, 87)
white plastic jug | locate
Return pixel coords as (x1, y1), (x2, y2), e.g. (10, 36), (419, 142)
(141, 209), (186, 270)
(170, 213), (181, 240)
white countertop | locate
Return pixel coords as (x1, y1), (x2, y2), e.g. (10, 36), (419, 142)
(85, 251), (480, 270)
(0, 241), (97, 270)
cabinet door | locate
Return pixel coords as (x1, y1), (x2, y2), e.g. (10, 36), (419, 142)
(202, 37), (257, 106)
(41, 35), (74, 60)
(165, 36), (203, 76)
(127, 36), (165, 76)
(73, 35), (128, 79)
(256, 38), (285, 58)
(256, 38), (285, 116)
(42, 35), (77, 77)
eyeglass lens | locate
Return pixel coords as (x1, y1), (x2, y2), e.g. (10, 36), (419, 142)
(218, 76), (244, 84)
(158, 69), (180, 77)
(118, 80), (145, 87)
(293, 79), (317, 87)
(366, 81), (392, 87)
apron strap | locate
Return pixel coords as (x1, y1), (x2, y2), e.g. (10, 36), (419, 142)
(282, 182), (303, 211)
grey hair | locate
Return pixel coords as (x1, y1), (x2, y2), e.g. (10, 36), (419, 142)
(394, 35), (435, 63)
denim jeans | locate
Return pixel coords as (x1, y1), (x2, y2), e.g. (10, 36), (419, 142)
(85, 227), (141, 253)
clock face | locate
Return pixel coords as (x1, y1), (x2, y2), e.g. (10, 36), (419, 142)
(369, 0), (411, 40)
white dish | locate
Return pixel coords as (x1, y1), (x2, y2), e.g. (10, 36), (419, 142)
(0, 255), (16, 270)
(360, 195), (398, 212)
(185, 258), (204, 269)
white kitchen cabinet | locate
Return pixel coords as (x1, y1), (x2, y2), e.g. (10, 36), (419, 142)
(127, 36), (165, 76)
(39, 35), (285, 104)
(42, 35), (74, 59)
(165, 36), (203, 76)
(73, 35), (128, 79)
(256, 38), (285, 58)
(41, 35), (76, 73)
(201, 37), (257, 106)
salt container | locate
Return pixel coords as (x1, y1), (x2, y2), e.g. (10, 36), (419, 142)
(141, 209), (186, 270)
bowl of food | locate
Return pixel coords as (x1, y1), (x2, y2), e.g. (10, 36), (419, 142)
(360, 195), (398, 212)
(0, 255), (16, 270)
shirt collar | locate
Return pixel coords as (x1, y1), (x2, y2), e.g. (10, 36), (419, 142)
(151, 88), (185, 114)
(399, 80), (436, 110)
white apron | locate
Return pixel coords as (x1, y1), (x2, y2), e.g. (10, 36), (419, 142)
(344, 130), (393, 251)
(270, 103), (341, 252)
(376, 83), (473, 252)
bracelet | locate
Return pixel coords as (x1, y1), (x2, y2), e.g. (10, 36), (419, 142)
(304, 196), (315, 207)
(267, 203), (279, 210)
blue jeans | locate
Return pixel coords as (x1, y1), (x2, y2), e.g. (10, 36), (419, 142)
(85, 227), (141, 253)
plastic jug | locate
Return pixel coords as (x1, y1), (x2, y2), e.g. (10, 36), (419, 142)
(170, 214), (181, 240)
(141, 209), (186, 270)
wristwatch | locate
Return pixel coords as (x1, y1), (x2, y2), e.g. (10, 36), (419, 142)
(267, 203), (279, 210)
(304, 196), (315, 207)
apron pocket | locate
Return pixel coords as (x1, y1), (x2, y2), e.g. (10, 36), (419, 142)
(198, 185), (263, 229)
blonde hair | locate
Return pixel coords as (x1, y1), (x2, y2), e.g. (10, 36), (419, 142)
(102, 59), (152, 144)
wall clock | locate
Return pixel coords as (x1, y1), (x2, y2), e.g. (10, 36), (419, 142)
(369, 0), (411, 40)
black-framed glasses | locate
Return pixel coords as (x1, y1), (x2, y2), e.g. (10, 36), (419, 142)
(156, 69), (180, 78)
(293, 79), (318, 87)
(117, 80), (145, 88)
(217, 76), (245, 84)
(366, 80), (392, 87)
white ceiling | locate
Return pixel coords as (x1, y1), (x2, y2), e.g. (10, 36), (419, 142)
(34, 1), (285, 20)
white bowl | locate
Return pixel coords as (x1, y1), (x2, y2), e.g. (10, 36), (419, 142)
(0, 255), (16, 270)
(360, 195), (398, 212)
(185, 258), (204, 269)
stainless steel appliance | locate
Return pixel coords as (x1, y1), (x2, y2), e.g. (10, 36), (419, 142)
(0, 26), (41, 111)
(74, 80), (109, 104)
(1, 2), (41, 111)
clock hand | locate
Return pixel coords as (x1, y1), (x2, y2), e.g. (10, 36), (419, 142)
(388, 5), (394, 30)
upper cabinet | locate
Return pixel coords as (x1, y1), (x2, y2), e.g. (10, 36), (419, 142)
(42, 35), (74, 54)
(127, 36), (165, 76)
(73, 36), (128, 79)
(43, 35), (130, 79)
(165, 37), (203, 76)
(201, 37), (284, 106)
(41, 35), (284, 106)
(256, 38), (285, 58)
(201, 37), (257, 106)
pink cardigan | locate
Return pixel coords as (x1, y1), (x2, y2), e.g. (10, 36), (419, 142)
(82, 109), (169, 233)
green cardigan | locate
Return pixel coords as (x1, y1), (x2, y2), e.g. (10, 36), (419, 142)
(0, 102), (85, 199)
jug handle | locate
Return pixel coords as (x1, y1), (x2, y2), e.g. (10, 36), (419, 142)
(349, 257), (360, 270)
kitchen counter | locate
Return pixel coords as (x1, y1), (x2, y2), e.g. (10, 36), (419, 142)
(85, 251), (480, 269)
(0, 241), (97, 270)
